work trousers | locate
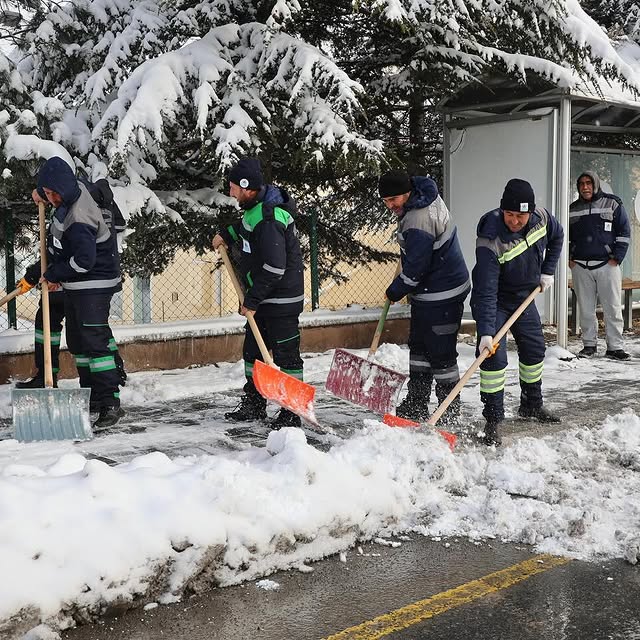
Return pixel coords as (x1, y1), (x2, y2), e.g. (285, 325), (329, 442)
(406, 299), (464, 404)
(243, 311), (303, 383)
(571, 262), (623, 350)
(478, 300), (546, 422)
(33, 291), (124, 382)
(64, 292), (120, 409)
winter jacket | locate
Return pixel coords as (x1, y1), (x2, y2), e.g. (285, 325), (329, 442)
(569, 171), (631, 265)
(220, 184), (304, 316)
(385, 176), (470, 305)
(25, 178), (125, 285)
(471, 207), (564, 337)
(37, 157), (121, 296)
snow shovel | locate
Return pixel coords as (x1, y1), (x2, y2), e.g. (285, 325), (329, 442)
(12, 202), (92, 442)
(325, 262), (407, 414)
(218, 244), (319, 427)
(0, 287), (22, 307)
(385, 286), (542, 431)
(382, 413), (458, 451)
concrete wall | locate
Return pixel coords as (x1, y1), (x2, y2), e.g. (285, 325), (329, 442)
(2, 316), (413, 385)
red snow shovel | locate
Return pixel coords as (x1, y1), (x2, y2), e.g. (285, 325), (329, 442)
(384, 286), (542, 433)
(218, 244), (319, 427)
(326, 262), (407, 414)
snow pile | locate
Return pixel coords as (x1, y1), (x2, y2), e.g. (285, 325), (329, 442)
(1, 412), (639, 636)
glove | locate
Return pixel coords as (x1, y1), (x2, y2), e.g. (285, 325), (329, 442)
(540, 274), (554, 292)
(16, 277), (34, 295)
(479, 335), (498, 357)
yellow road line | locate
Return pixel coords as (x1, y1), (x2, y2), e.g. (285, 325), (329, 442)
(323, 553), (570, 640)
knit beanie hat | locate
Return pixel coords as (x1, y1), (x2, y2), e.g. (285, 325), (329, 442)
(500, 178), (535, 213)
(228, 157), (264, 190)
(378, 170), (412, 198)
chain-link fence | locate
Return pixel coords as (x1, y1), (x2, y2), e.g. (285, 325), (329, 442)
(0, 223), (400, 332)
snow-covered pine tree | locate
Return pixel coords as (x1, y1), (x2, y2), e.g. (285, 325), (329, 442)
(8, 0), (640, 281)
(17, 0), (386, 278)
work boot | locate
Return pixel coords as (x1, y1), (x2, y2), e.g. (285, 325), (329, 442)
(435, 382), (461, 426)
(270, 409), (301, 430)
(482, 420), (502, 446)
(15, 373), (57, 389)
(606, 349), (630, 361)
(518, 405), (560, 423)
(93, 406), (125, 429)
(577, 346), (597, 358)
(224, 387), (267, 422)
(396, 393), (430, 422)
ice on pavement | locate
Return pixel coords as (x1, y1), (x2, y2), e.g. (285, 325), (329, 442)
(1, 341), (639, 637)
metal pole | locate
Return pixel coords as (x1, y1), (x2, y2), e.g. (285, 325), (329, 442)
(310, 210), (319, 310)
(556, 96), (571, 349)
(4, 213), (16, 329)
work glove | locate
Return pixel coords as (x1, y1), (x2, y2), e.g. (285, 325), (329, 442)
(479, 335), (498, 357)
(16, 277), (34, 295)
(540, 274), (554, 292)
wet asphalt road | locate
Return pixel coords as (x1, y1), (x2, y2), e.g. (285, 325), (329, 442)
(61, 538), (640, 640)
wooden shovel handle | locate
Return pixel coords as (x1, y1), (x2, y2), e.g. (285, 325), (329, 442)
(369, 260), (402, 358)
(218, 244), (274, 367)
(0, 287), (22, 307)
(427, 286), (542, 426)
(38, 202), (54, 388)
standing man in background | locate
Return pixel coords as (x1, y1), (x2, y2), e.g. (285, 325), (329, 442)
(569, 171), (631, 360)
(378, 169), (470, 425)
(212, 157), (305, 429)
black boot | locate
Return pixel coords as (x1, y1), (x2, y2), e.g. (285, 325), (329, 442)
(396, 395), (430, 421)
(482, 420), (502, 446)
(435, 382), (460, 426)
(15, 372), (57, 389)
(270, 409), (301, 430)
(225, 383), (267, 422)
(518, 405), (560, 423)
(93, 406), (125, 429)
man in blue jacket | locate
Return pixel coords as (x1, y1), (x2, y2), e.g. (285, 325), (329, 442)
(212, 158), (305, 429)
(569, 171), (631, 360)
(379, 169), (470, 424)
(471, 178), (563, 446)
(16, 178), (127, 390)
(32, 157), (123, 428)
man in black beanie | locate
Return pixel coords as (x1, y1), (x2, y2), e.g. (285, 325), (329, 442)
(212, 158), (305, 429)
(471, 178), (564, 445)
(378, 169), (470, 424)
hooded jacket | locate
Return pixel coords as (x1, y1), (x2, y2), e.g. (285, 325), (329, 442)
(471, 206), (564, 337)
(220, 184), (304, 315)
(37, 157), (121, 295)
(569, 171), (630, 265)
(385, 176), (470, 305)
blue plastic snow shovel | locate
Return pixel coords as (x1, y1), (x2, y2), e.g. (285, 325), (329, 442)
(12, 202), (92, 442)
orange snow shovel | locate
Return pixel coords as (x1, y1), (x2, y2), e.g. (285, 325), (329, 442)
(326, 262), (407, 414)
(218, 244), (319, 427)
(384, 286), (542, 433)
(12, 202), (92, 442)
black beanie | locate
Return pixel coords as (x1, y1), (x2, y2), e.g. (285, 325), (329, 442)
(228, 157), (264, 190)
(500, 178), (535, 213)
(378, 170), (412, 198)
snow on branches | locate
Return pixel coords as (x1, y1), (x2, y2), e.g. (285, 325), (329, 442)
(94, 21), (381, 183)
